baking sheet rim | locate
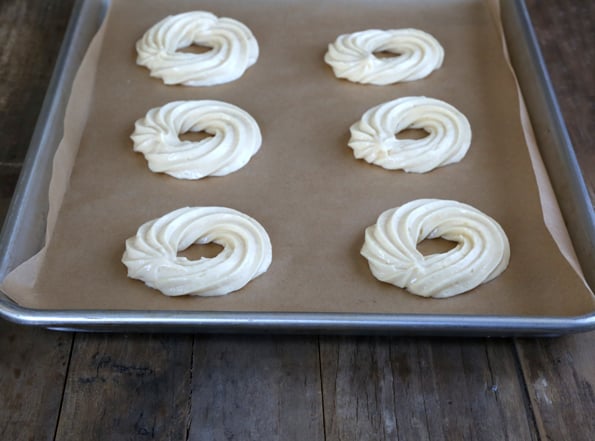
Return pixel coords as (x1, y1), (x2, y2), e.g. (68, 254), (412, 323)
(0, 0), (593, 334)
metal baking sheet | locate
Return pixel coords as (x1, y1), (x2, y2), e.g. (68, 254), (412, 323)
(0, 0), (593, 335)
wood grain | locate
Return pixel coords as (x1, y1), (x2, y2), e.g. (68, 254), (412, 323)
(320, 337), (537, 441)
(525, 0), (595, 202)
(516, 333), (595, 441)
(188, 335), (324, 441)
(0, 0), (75, 165)
(0, 1), (594, 441)
(54, 333), (193, 441)
(519, 3), (595, 441)
(0, 0), (74, 221)
(0, 320), (72, 441)
(0, 3), (74, 441)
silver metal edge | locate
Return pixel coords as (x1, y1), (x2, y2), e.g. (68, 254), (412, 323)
(0, 0), (106, 278)
(1, 294), (594, 336)
(0, 0), (593, 336)
(502, 1), (595, 289)
(0, 0), (80, 277)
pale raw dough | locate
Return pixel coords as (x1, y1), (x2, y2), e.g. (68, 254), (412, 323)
(122, 207), (272, 297)
(324, 28), (444, 85)
(136, 11), (259, 86)
(361, 199), (510, 298)
(131, 100), (262, 180)
(348, 96), (471, 173)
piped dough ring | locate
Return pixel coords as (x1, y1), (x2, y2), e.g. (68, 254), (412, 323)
(324, 28), (444, 85)
(122, 207), (272, 297)
(361, 199), (510, 298)
(349, 96), (471, 173)
(136, 11), (259, 86)
(131, 100), (262, 180)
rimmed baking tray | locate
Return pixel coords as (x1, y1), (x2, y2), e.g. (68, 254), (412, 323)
(0, 0), (593, 335)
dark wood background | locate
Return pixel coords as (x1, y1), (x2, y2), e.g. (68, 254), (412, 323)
(1, 1), (593, 440)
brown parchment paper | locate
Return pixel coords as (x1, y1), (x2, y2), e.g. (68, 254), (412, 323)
(2, 0), (594, 316)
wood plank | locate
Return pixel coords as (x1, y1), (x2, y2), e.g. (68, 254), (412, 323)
(188, 335), (324, 441)
(0, 320), (72, 441)
(320, 337), (537, 441)
(0, 2), (75, 440)
(0, 0), (75, 164)
(0, 3), (591, 441)
(515, 332), (595, 441)
(516, 3), (595, 441)
(54, 333), (193, 441)
(0, 166), (20, 221)
(525, 0), (595, 202)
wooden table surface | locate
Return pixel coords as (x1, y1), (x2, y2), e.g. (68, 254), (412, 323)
(0, 1), (593, 440)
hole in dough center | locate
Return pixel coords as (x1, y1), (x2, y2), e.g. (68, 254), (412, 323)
(417, 237), (457, 256)
(373, 50), (402, 59)
(395, 128), (430, 140)
(179, 130), (213, 143)
(178, 43), (213, 54)
(178, 242), (224, 261)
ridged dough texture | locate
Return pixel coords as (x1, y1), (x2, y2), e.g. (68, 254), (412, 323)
(361, 199), (510, 298)
(324, 28), (444, 85)
(136, 11), (259, 86)
(349, 96), (471, 173)
(131, 100), (262, 180)
(122, 207), (272, 297)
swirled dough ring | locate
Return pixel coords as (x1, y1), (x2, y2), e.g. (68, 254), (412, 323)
(324, 28), (444, 85)
(349, 96), (471, 173)
(122, 207), (272, 297)
(136, 11), (259, 86)
(131, 100), (262, 180)
(361, 199), (510, 298)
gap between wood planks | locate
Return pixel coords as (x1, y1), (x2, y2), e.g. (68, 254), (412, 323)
(51, 334), (76, 441)
(184, 337), (196, 440)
